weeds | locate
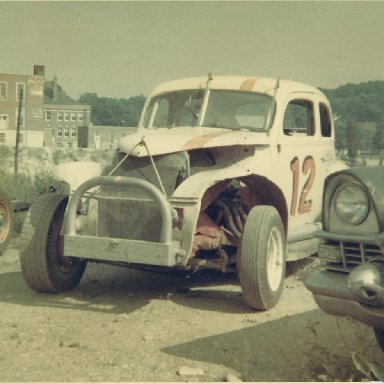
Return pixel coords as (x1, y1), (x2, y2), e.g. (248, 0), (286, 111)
(305, 316), (384, 381)
(0, 145), (114, 234)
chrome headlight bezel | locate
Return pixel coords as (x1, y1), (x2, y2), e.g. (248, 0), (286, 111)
(333, 183), (370, 225)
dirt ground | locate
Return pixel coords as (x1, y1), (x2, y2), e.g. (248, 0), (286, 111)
(0, 236), (383, 382)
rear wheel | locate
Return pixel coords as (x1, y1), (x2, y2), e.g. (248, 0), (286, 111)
(20, 193), (86, 293)
(374, 328), (384, 352)
(0, 186), (13, 256)
(237, 205), (286, 310)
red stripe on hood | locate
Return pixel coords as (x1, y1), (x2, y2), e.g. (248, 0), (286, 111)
(181, 131), (232, 151)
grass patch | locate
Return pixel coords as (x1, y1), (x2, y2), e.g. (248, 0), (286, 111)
(0, 145), (115, 203)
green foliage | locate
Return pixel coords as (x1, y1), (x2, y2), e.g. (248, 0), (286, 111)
(0, 146), (114, 203)
(346, 117), (359, 159)
(372, 121), (384, 153)
(79, 93), (145, 127)
(322, 80), (384, 155)
(322, 81), (384, 122)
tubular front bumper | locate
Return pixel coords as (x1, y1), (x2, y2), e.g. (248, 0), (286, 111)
(62, 176), (184, 267)
(305, 270), (384, 328)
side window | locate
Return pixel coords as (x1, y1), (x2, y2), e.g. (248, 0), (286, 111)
(283, 99), (314, 136)
(319, 103), (332, 137)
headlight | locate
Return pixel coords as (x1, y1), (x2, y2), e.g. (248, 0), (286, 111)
(334, 183), (369, 225)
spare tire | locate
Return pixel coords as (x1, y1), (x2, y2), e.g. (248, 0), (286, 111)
(0, 186), (13, 255)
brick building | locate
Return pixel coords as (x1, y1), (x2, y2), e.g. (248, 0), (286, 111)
(44, 75), (91, 148)
(0, 65), (91, 148)
(0, 65), (45, 147)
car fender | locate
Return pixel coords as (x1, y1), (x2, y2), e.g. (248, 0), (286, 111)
(170, 147), (285, 263)
(53, 161), (102, 192)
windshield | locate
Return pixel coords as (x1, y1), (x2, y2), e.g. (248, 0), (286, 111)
(143, 89), (273, 132)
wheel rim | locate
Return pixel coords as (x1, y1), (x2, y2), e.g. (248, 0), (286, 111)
(266, 226), (284, 291)
(49, 212), (78, 274)
(0, 201), (11, 244)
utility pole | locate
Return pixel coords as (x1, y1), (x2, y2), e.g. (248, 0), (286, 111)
(15, 87), (23, 176)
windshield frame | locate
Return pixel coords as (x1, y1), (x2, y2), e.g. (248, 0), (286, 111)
(142, 88), (274, 132)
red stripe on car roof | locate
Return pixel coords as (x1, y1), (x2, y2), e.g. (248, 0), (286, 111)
(240, 78), (257, 91)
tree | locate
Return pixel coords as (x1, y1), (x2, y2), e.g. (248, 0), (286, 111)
(346, 117), (359, 160)
(372, 121), (384, 153)
(78, 93), (146, 127)
(334, 118), (347, 153)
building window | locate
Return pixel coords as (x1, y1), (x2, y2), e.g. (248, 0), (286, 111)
(109, 134), (116, 144)
(0, 115), (8, 130)
(0, 133), (5, 143)
(64, 128), (69, 137)
(45, 111), (51, 121)
(57, 127), (63, 137)
(0, 82), (7, 100)
(71, 127), (77, 137)
(78, 113), (84, 122)
(64, 112), (70, 121)
(58, 112), (63, 121)
(17, 133), (23, 144)
(15, 108), (25, 127)
(71, 112), (77, 121)
(16, 83), (25, 101)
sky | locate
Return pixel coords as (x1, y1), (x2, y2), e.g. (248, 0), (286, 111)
(1, 1), (384, 100)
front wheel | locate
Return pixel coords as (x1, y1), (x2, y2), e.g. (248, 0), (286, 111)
(237, 205), (286, 310)
(20, 193), (86, 293)
(0, 186), (13, 256)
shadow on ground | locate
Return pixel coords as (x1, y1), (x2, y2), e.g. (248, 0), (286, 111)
(0, 262), (246, 315)
(0, 252), (318, 317)
(162, 308), (382, 382)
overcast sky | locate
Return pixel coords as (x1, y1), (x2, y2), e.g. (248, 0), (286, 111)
(1, 1), (384, 99)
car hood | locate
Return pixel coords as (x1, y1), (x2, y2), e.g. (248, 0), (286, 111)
(118, 127), (270, 157)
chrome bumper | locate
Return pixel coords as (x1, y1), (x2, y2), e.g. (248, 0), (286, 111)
(305, 270), (384, 328)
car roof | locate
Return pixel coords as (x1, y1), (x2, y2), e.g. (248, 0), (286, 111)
(150, 75), (324, 97)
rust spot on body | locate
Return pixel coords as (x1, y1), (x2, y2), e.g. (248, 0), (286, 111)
(240, 78), (258, 91)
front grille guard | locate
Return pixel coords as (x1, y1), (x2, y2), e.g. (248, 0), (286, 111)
(315, 230), (384, 272)
(62, 176), (182, 267)
(63, 176), (172, 241)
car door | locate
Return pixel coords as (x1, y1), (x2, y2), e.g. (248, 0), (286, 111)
(275, 93), (335, 242)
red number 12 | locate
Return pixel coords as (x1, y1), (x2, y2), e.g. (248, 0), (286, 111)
(290, 156), (316, 216)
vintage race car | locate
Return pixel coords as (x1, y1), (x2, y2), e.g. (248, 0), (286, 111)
(20, 74), (343, 310)
(305, 166), (384, 350)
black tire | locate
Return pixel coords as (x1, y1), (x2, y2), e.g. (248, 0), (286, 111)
(0, 186), (13, 256)
(374, 328), (384, 352)
(20, 193), (86, 293)
(237, 205), (286, 310)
